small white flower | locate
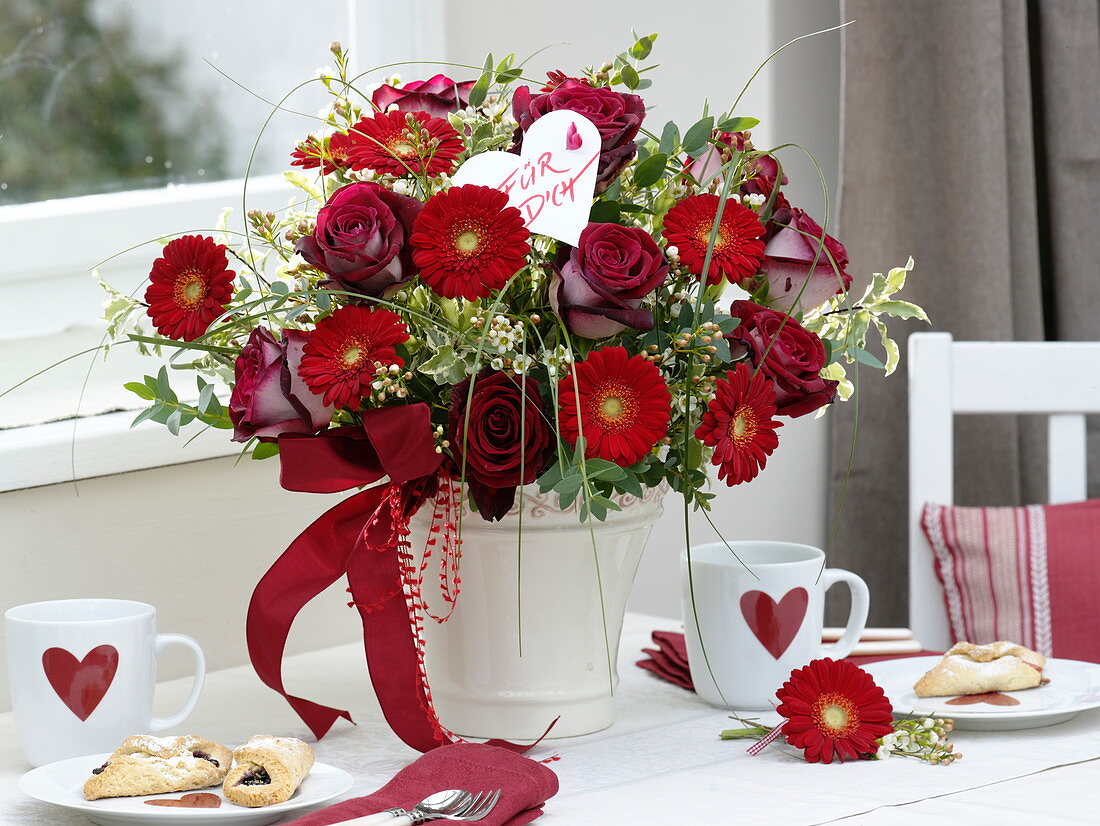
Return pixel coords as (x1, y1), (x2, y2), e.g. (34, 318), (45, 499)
(745, 193), (766, 208)
(392, 180), (411, 195)
(875, 746), (892, 760)
(314, 65), (337, 80)
(490, 357), (504, 370)
(666, 245), (679, 256)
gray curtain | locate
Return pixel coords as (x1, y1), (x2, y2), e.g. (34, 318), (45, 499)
(828, 0), (1100, 625)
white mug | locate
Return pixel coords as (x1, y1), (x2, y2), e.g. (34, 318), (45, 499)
(681, 541), (869, 710)
(5, 599), (206, 766)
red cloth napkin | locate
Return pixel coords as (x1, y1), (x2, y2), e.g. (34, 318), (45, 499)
(637, 630), (938, 692)
(284, 743), (558, 825)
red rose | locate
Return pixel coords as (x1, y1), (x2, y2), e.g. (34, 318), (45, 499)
(550, 222), (667, 338)
(296, 182), (423, 300)
(729, 300), (838, 417)
(229, 327), (334, 442)
(762, 206), (851, 311)
(511, 80), (645, 191)
(371, 73), (475, 119)
(448, 368), (552, 522)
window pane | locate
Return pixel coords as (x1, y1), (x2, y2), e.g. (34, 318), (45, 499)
(0, 0), (355, 205)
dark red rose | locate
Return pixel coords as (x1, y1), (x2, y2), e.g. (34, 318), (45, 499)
(729, 300), (838, 417)
(296, 182), (423, 300)
(550, 222), (667, 338)
(371, 73), (476, 119)
(762, 206), (851, 311)
(229, 326), (334, 442)
(511, 80), (645, 191)
(448, 368), (552, 521)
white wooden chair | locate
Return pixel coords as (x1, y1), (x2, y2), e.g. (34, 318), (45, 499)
(908, 332), (1100, 650)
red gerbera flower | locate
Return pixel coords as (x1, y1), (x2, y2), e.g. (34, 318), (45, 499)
(297, 306), (409, 410)
(144, 235), (235, 342)
(290, 131), (356, 175)
(344, 110), (463, 177)
(558, 346), (671, 467)
(662, 194), (766, 285)
(410, 184), (530, 300)
(695, 362), (782, 486)
(775, 658), (895, 764)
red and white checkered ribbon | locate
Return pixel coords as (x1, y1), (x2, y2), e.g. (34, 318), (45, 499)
(746, 723), (786, 756)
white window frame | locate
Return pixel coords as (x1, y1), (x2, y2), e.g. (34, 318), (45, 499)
(0, 0), (443, 493)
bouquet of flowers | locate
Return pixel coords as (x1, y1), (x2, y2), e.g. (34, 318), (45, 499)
(94, 34), (924, 748)
(105, 35), (921, 522)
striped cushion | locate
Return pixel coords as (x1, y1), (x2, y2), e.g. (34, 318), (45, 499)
(921, 500), (1100, 663)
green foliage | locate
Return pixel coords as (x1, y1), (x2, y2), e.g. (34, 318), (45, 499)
(127, 371), (232, 436)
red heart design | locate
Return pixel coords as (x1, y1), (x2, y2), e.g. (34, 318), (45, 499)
(740, 588), (809, 659)
(41, 645), (119, 721)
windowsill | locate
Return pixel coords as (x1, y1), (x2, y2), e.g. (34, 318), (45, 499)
(0, 411), (240, 493)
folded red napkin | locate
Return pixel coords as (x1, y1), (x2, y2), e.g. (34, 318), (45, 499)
(284, 743), (557, 826)
(637, 630), (939, 693)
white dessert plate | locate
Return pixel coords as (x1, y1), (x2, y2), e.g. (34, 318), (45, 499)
(20, 753), (354, 826)
(862, 656), (1100, 731)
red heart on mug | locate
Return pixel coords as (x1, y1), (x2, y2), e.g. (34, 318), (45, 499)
(740, 588), (809, 659)
(41, 645), (119, 721)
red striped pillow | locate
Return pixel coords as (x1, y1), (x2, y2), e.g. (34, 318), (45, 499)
(921, 499), (1100, 663)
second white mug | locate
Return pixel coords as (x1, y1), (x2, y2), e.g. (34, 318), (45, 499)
(681, 541), (869, 710)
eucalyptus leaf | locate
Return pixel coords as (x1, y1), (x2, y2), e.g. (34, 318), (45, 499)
(658, 120), (680, 155)
(632, 153), (667, 188)
(715, 116), (760, 133)
(682, 116), (715, 153)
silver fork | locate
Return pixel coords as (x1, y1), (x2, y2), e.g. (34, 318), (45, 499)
(345, 789), (502, 825)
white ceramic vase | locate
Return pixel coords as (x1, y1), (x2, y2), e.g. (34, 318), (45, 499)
(415, 485), (664, 739)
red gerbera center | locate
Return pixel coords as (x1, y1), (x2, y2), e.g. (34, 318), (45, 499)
(410, 184), (531, 300)
(694, 362), (782, 486)
(144, 235), (235, 342)
(291, 131), (356, 175)
(297, 305), (409, 410)
(662, 193), (766, 285)
(559, 346), (671, 467)
(345, 110), (463, 178)
(775, 658), (895, 764)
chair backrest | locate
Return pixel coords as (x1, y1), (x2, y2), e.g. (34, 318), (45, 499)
(908, 332), (1100, 649)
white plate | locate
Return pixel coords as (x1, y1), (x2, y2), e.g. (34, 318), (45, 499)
(862, 656), (1100, 730)
(19, 753), (354, 826)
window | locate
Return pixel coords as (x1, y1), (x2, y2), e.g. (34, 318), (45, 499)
(0, 0), (441, 489)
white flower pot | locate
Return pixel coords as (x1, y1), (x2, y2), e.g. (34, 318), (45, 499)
(414, 486), (664, 739)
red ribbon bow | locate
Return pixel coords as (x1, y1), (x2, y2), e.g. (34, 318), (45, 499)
(246, 403), (555, 754)
(246, 404), (448, 750)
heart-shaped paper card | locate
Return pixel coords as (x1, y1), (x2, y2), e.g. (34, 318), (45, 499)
(451, 109), (601, 246)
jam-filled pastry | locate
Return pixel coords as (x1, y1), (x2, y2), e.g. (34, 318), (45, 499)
(223, 736), (314, 807)
(914, 641), (1047, 698)
(83, 735), (232, 800)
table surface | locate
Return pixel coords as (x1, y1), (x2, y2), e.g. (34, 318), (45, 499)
(3, 613), (1098, 825)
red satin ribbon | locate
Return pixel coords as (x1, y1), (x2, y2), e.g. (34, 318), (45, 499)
(247, 404), (556, 753)
(246, 404), (447, 748)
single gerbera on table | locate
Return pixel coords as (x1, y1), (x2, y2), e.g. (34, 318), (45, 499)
(297, 305), (409, 410)
(775, 658), (895, 764)
(662, 193), (766, 285)
(410, 184), (531, 300)
(558, 345), (671, 467)
(695, 362), (782, 485)
(144, 235), (236, 342)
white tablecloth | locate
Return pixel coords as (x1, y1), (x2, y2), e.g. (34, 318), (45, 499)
(3, 613), (1098, 824)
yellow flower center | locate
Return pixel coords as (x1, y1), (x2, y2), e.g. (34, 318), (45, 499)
(727, 404), (758, 443)
(389, 139), (417, 158)
(601, 396), (625, 420)
(342, 345), (365, 368)
(812, 692), (860, 739)
(173, 270), (208, 309)
(455, 230), (481, 255)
